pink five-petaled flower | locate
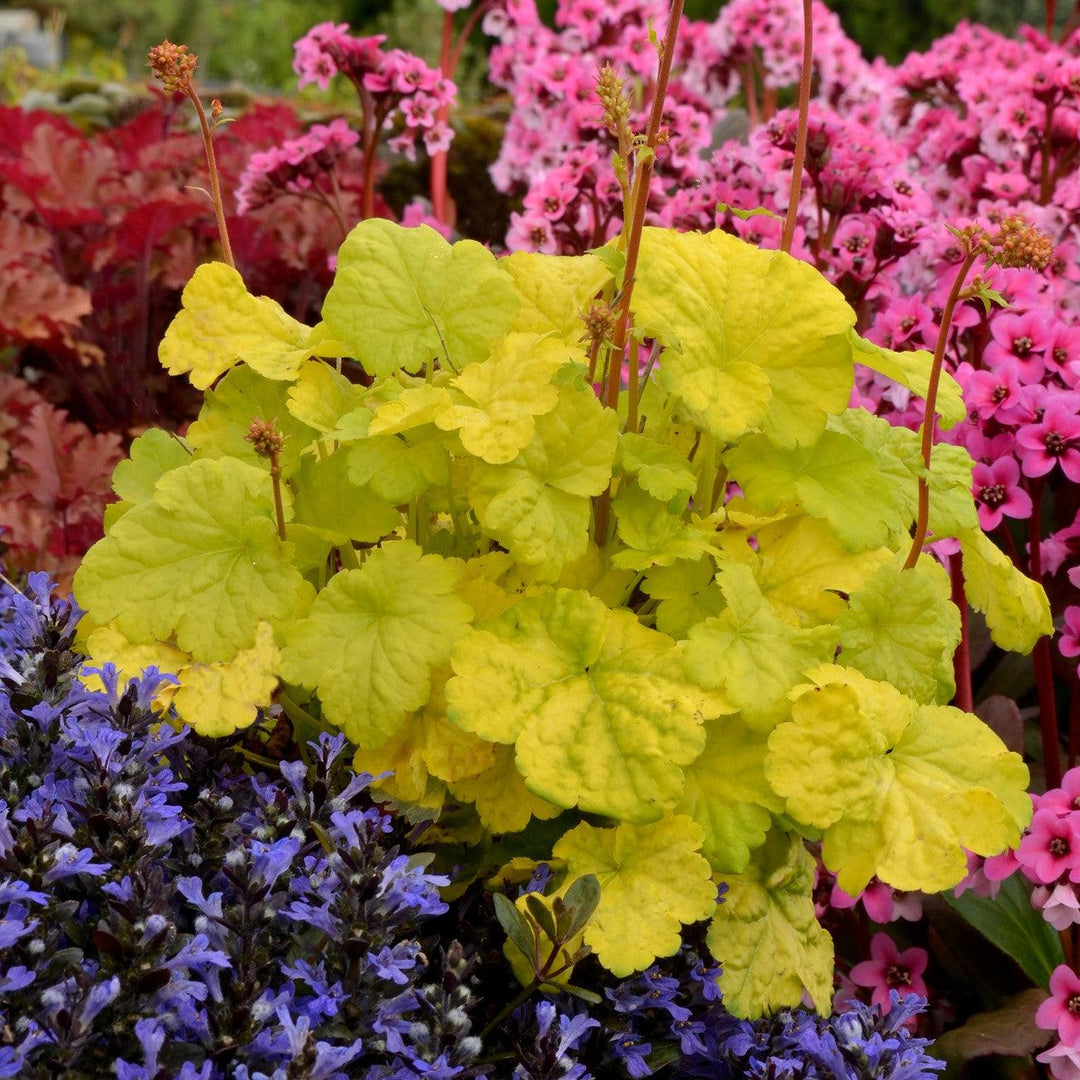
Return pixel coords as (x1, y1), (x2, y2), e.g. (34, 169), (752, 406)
(1038, 966), (1080, 1045)
(1017, 809), (1080, 885)
(1041, 767), (1080, 814)
(1059, 608), (1080, 665)
(1038, 1040), (1080, 1080)
(1032, 883), (1080, 931)
(848, 932), (929, 1012)
(972, 457), (1033, 531)
(1016, 403), (1080, 482)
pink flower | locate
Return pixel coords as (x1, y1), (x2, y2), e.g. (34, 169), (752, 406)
(1059, 608), (1080, 662)
(1033, 883), (1080, 931)
(987, 309), (1053, 382)
(436, 0), (472, 10)
(848, 932), (929, 1012)
(963, 361), (1023, 421)
(1017, 809), (1080, 884)
(1037, 965), (1080, 1045)
(1039, 1040), (1080, 1080)
(972, 457), (1032, 530)
(830, 879), (896, 923)
(954, 850), (1002, 899)
(1016, 403), (1080, 482)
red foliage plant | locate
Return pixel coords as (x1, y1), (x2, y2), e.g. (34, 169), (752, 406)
(0, 98), (364, 438)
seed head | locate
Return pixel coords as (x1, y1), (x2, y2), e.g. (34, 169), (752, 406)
(580, 301), (616, 347)
(245, 418), (285, 461)
(148, 40), (197, 95)
(981, 214), (1054, 272)
(596, 64), (631, 138)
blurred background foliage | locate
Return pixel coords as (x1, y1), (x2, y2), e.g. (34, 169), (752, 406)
(4, 0), (1066, 92)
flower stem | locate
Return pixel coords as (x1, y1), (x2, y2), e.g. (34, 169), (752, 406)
(430, 11), (455, 226)
(902, 249), (979, 570)
(1029, 479), (1062, 788)
(185, 88), (234, 268)
(949, 552), (973, 713)
(593, 0), (684, 544)
(780, 0), (813, 255)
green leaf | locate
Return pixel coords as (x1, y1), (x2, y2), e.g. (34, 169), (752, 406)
(110, 429), (190, 505)
(468, 384), (617, 581)
(706, 830), (833, 1016)
(849, 331), (966, 430)
(612, 482), (718, 571)
(322, 219), (519, 376)
(503, 250), (612, 343)
(836, 555), (961, 704)
(676, 716), (784, 872)
(553, 816), (716, 976)
(436, 332), (568, 464)
(715, 202), (782, 222)
(291, 448), (401, 544)
(525, 892), (559, 944)
(494, 892), (537, 965)
(752, 515), (893, 627)
(160, 262), (329, 389)
(943, 875), (1064, 988)
(347, 431), (451, 504)
(74, 457), (313, 664)
(286, 361), (369, 440)
(616, 433), (696, 503)
(560, 874), (602, 939)
(445, 588), (728, 823)
(642, 557), (726, 639)
(725, 429), (910, 552)
(280, 542), (474, 748)
(684, 562), (839, 731)
(634, 227), (855, 446)
(187, 366), (319, 479)
(766, 666), (1032, 894)
(960, 528), (1052, 654)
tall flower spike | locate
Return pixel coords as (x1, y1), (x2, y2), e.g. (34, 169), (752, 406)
(147, 40), (197, 95)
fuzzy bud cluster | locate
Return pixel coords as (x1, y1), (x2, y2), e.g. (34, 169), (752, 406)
(596, 64), (631, 139)
(244, 416), (285, 460)
(982, 214), (1055, 272)
(146, 40), (197, 95)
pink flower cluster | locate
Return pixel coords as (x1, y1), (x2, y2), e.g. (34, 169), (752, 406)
(488, 0), (878, 255)
(293, 22), (456, 160)
(235, 119), (359, 216)
(1038, 966), (1080, 1079)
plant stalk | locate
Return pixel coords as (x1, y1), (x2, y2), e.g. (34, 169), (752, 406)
(780, 0), (813, 255)
(1029, 479), (1062, 788)
(185, 88), (234, 268)
(903, 249), (979, 570)
(949, 552), (973, 713)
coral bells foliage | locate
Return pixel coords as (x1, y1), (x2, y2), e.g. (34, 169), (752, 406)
(75, 208), (1043, 1018)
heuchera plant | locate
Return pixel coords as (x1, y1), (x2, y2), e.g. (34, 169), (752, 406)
(72, 5), (1050, 1016)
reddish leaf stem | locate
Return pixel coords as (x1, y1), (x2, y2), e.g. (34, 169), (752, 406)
(1029, 479), (1062, 788)
(949, 552), (973, 713)
(780, 0), (813, 255)
(903, 249), (979, 570)
(430, 11), (455, 226)
(185, 88), (234, 268)
(593, 0), (684, 543)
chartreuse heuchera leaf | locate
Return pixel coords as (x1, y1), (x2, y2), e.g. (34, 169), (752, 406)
(766, 666), (1031, 894)
(160, 262), (342, 389)
(836, 554), (961, 703)
(634, 226), (855, 446)
(445, 588), (730, 823)
(280, 542), (473, 748)
(74, 456), (312, 664)
(684, 561), (839, 730)
(707, 830), (833, 1017)
(76, 218), (1050, 1010)
(553, 816), (716, 977)
(322, 218), (519, 376)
